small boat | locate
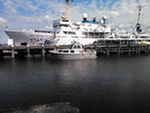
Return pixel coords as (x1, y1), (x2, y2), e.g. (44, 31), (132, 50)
(49, 43), (97, 60)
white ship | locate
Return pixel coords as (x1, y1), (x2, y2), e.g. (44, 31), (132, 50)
(45, 0), (111, 46)
(4, 0), (111, 46)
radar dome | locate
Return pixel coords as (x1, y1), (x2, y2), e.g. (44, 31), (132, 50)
(83, 14), (88, 21)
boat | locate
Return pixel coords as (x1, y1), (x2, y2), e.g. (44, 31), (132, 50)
(49, 43), (97, 60)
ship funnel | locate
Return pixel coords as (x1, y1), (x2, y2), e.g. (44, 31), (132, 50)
(83, 14), (88, 21)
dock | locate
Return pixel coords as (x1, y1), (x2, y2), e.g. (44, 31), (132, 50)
(0, 43), (150, 58)
(0, 45), (66, 58)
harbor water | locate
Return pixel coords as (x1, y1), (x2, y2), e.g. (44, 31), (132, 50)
(1, 54), (150, 113)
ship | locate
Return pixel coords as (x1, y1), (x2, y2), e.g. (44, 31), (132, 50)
(4, 0), (111, 46)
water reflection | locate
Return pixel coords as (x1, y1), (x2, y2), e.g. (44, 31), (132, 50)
(1, 55), (150, 112)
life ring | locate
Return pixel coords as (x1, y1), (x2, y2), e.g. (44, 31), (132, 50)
(33, 40), (36, 44)
(95, 36), (98, 39)
(79, 50), (84, 54)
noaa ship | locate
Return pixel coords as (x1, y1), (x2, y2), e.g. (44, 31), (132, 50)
(4, 0), (111, 46)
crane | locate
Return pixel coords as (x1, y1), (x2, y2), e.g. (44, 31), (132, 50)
(61, 0), (73, 20)
(136, 5), (145, 33)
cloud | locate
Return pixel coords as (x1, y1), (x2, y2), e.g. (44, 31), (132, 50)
(7, 5), (17, 14)
(44, 15), (53, 23)
(1, 0), (150, 31)
(0, 17), (7, 25)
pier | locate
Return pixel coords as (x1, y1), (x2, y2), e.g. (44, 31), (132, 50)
(0, 45), (66, 58)
(0, 43), (150, 58)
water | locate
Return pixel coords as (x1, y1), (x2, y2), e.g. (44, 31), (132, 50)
(1, 54), (150, 113)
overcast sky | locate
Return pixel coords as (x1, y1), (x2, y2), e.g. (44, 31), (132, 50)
(0, 0), (150, 43)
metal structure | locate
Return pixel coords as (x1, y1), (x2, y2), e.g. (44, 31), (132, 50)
(61, 0), (73, 20)
(136, 5), (145, 33)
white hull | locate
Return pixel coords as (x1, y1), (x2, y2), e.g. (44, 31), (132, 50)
(49, 43), (97, 60)
(5, 30), (53, 46)
(49, 51), (97, 60)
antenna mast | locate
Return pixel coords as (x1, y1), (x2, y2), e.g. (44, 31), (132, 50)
(61, 0), (73, 20)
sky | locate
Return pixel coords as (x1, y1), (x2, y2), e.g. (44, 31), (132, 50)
(0, 0), (150, 43)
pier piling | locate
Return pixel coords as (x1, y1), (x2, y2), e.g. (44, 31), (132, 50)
(147, 45), (149, 54)
(118, 45), (120, 55)
(107, 45), (109, 55)
(42, 44), (45, 58)
(138, 44), (141, 55)
(0, 50), (3, 58)
(128, 45), (130, 55)
(11, 45), (14, 58)
(27, 45), (30, 58)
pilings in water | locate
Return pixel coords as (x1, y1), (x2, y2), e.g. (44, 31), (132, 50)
(147, 45), (149, 54)
(138, 44), (141, 55)
(42, 44), (45, 58)
(27, 45), (30, 58)
(95, 44), (150, 56)
(0, 50), (3, 58)
(0, 44), (150, 58)
(117, 45), (120, 55)
(0, 44), (57, 58)
(106, 45), (109, 55)
(128, 45), (130, 55)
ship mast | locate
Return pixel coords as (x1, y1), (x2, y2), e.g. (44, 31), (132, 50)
(61, 0), (73, 20)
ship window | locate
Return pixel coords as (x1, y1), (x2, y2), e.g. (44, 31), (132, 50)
(73, 45), (81, 49)
(67, 45), (73, 49)
(70, 50), (74, 53)
(59, 25), (69, 27)
(63, 31), (76, 35)
(63, 50), (69, 53)
(140, 36), (148, 38)
(77, 45), (81, 49)
(35, 30), (51, 33)
(58, 50), (62, 52)
(62, 20), (69, 22)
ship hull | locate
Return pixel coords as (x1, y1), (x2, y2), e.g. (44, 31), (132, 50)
(5, 30), (53, 46)
(49, 51), (97, 60)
